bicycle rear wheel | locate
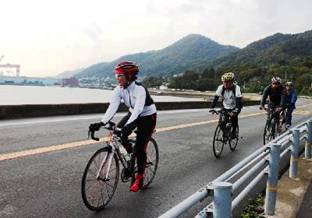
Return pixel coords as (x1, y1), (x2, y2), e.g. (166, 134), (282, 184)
(229, 125), (239, 151)
(142, 137), (159, 189)
(213, 125), (225, 158)
(81, 147), (119, 211)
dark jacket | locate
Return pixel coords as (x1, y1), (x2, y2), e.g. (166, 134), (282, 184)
(285, 89), (297, 108)
(260, 84), (286, 107)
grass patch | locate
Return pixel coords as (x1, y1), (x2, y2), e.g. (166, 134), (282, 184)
(241, 192), (265, 218)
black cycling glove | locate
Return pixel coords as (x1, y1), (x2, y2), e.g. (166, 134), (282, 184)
(89, 122), (104, 132)
(121, 122), (136, 137)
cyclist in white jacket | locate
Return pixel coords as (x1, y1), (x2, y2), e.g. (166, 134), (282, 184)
(89, 61), (157, 192)
(210, 72), (242, 138)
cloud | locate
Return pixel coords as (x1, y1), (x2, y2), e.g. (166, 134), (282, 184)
(1, 0), (312, 76)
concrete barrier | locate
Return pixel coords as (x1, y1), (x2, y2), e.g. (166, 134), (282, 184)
(0, 100), (260, 120)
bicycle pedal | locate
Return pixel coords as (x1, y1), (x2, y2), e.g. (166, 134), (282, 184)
(121, 168), (132, 183)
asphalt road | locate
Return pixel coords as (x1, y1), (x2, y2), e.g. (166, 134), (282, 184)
(0, 99), (311, 218)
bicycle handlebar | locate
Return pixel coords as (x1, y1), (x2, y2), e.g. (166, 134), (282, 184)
(88, 129), (99, 141)
(88, 121), (122, 141)
(209, 109), (226, 115)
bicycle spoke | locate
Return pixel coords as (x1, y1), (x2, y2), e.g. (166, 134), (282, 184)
(84, 180), (98, 192)
(145, 167), (153, 175)
(105, 182), (114, 198)
(105, 181), (115, 189)
(85, 178), (98, 183)
(100, 190), (105, 207)
(146, 161), (153, 167)
(96, 192), (102, 208)
(93, 155), (101, 169)
(87, 168), (97, 177)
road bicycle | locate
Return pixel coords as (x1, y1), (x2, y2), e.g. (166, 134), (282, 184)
(210, 109), (239, 158)
(262, 105), (287, 145)
(81, 121), (159, 211)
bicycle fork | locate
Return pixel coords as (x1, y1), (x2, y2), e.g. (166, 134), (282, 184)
(96, 150), (114, 181)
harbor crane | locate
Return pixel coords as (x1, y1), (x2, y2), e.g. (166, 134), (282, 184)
(0, 55), (20, 77)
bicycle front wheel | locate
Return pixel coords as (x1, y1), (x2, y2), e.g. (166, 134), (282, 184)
(279, 111), (287, 133)
(81, 147), (119, 211)
(213, 125), (225, 158)
(263, 119), (275, 145)
(142, 137), (159, 189)
(229, 125), (239, 151)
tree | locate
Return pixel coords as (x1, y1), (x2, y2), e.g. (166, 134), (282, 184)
(142, 76), (164, 88)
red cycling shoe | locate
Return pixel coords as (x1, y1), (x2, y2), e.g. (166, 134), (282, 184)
(130, 174), (144, 192)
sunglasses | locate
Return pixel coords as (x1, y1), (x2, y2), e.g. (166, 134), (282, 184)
(272, 82), (279, 85)
(116, 74), (126, 78)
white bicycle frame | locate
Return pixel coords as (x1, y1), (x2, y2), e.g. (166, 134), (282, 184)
(96, 133), (119, 180)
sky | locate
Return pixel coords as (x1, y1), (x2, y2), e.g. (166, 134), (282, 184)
(0, 0), (312, 77)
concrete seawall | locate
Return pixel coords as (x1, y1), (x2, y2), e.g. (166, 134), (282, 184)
(0, 100), (260, 120)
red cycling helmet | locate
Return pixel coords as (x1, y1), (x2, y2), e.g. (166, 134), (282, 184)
(114, 61), (139, 76)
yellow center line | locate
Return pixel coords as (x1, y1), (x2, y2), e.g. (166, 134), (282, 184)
(0, 137), (109, 161)
(156, 112), (265, 132)
(0, 110), (299, 162)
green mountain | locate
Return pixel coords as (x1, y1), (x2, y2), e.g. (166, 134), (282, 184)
(219, 30), (312, 93)
(180, 30), (312, 94)
(56, 68), (85, 79)
(213, 30), (312, 69)
(75, 34), (239, 78)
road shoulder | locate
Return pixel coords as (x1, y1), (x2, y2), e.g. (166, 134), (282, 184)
(268, 157), (312, 218)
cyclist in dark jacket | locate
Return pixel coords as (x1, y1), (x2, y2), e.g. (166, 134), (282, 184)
(284, 81), (297, 128)
(260, 76), (286, 110)
(260, 76), (286, 130)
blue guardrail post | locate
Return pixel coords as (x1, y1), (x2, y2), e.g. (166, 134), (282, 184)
(265, 144), (281, 215)
(305, 120), (312, 159)
(213, 182), (232, 218)
(290, 129), (300, 178)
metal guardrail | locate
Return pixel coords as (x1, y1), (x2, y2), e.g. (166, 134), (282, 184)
(159, 119), (312, 218)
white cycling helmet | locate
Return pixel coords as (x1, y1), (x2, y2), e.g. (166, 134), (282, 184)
(271, 76), (281, 84)
(221, 72), (235, 82)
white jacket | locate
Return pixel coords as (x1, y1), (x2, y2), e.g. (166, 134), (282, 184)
(101, 82), (156, 125)
(215, 84), (242, 109)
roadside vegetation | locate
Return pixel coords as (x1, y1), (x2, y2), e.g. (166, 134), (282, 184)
(241, 193), (265, 218)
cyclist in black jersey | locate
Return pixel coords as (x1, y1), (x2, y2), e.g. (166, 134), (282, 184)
(89, 61), (157, 192)
(260, 76), (286, 109)
(260, 76), (286, 129)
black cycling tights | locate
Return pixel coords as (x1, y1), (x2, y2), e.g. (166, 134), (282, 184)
(117, 112), (157, 175)
(223, 108), (239, 134)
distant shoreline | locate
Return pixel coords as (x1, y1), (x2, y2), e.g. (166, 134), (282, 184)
(149, 89), (262, 101)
